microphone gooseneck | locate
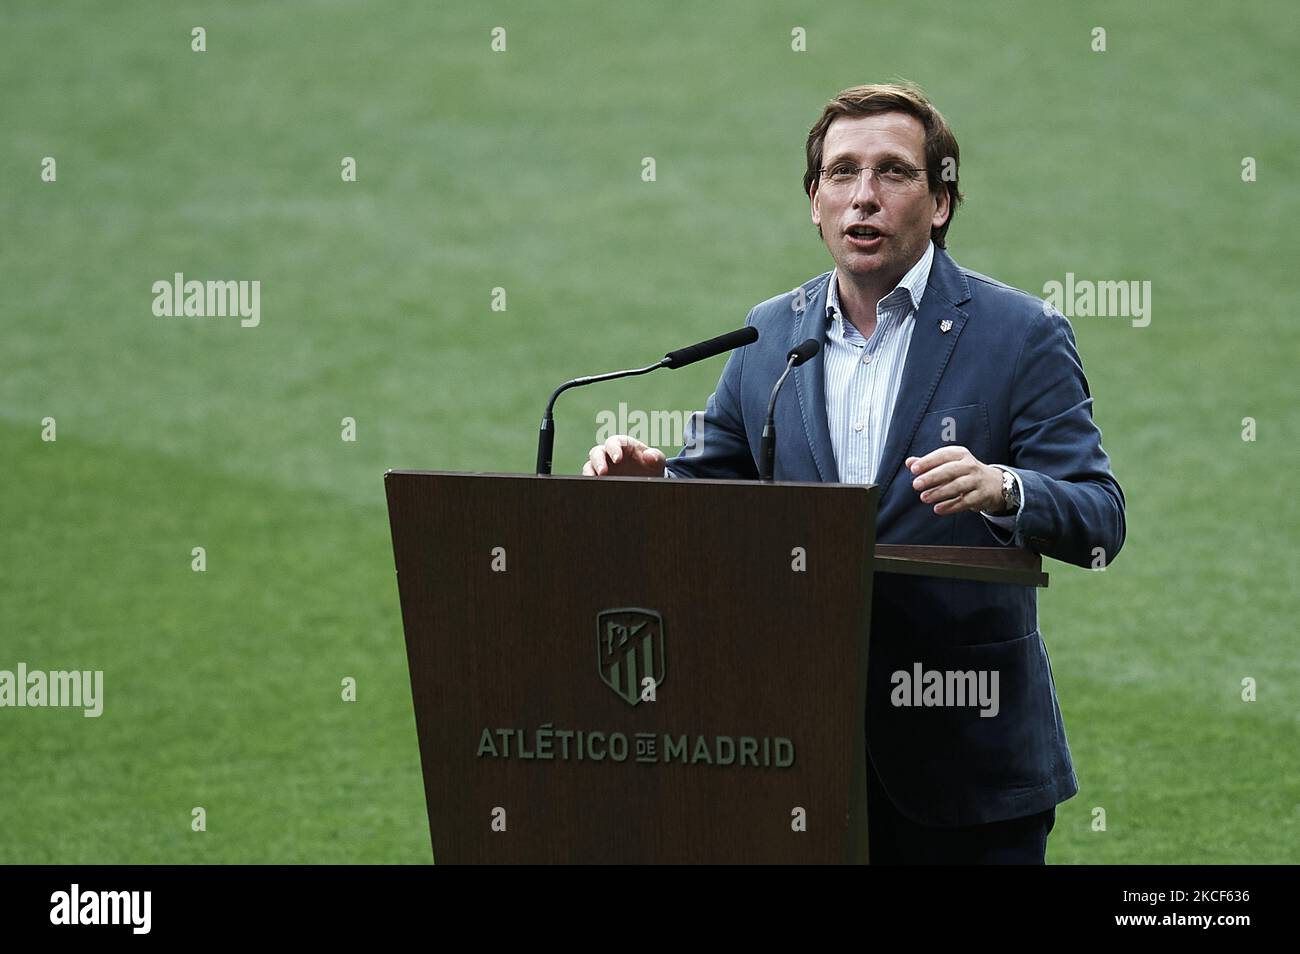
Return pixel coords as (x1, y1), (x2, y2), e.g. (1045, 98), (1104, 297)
(536, 326), (760, 475)
(760, 338), (821, 483)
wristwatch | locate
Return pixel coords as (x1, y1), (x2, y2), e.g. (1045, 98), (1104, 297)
(991, 465), (1021, 515)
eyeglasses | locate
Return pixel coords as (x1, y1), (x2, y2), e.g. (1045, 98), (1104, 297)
(818, 161), (927, 192)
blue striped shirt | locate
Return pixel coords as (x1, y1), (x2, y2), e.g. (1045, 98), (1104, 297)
(823, 242), (934, 485)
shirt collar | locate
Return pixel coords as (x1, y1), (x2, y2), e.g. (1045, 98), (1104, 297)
(825, 240), (935, 322)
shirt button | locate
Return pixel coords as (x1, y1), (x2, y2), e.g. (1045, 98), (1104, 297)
(862, 354), (873, 365)
(853, 422), (864, 432)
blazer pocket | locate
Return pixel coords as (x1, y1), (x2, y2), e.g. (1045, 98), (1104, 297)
(908, 403), (991, 462)
(942, 630), (1056, 785)
(876, 630), (1060, 793)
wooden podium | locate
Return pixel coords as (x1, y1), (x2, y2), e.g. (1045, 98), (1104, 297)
(384, 471), (1045, 864)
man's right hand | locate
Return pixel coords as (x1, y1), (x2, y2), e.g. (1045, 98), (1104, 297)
(582, 435), (667, 477)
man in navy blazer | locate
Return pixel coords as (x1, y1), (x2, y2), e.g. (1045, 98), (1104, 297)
(584, 83), (1125, 863)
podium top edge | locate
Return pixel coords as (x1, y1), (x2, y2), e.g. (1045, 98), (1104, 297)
(383, 469), (875, 491)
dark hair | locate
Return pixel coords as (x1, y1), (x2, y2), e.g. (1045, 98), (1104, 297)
(804, 82), (963, 247)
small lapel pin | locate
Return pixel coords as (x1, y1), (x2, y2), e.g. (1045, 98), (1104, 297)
(939, 319), (953, 333)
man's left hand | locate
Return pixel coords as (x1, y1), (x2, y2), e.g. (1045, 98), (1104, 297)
(906, 446), (1007, 516)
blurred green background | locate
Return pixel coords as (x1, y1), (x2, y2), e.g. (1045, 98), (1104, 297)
(1, 0), (1296, 863)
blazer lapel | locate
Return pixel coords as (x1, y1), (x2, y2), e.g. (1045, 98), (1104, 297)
(873, 248), (972, 502)
(792, 273), (839, 482)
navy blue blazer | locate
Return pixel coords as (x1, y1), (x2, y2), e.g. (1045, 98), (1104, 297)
(666, 246), (1126, 826)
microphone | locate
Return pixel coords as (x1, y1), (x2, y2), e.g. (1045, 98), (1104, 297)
(535, 326), (760, 475)
(662, 327), (759, 369)
(759, 338), (820, 482)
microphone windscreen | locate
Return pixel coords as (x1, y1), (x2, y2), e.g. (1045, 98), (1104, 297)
(787, 337), (821, 366)
(663, 326), (759, 369)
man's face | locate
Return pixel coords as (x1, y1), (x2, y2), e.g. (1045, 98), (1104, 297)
(810, 112), (950, 285)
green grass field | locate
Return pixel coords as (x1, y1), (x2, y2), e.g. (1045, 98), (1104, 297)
(1, 0), (1296, 863)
